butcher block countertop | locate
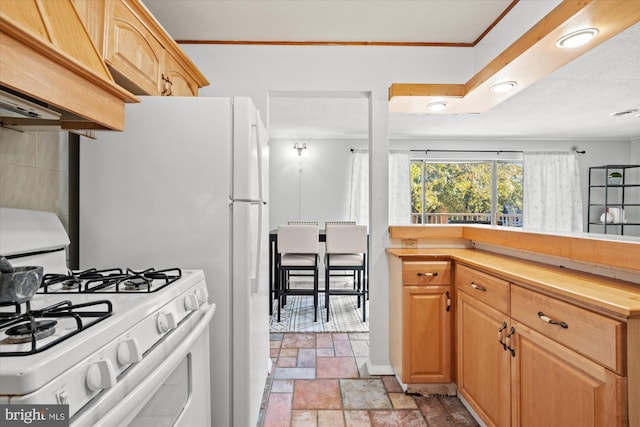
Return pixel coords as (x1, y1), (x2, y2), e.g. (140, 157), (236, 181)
(387, 248), (640, 319)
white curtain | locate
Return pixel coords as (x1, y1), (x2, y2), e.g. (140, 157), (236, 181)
(523, 151), (583, 233)
(349, 150), (369, 225)
(389, 150), (411, 224)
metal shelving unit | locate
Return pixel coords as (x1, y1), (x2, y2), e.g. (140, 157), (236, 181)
(587, 165), (640, 235)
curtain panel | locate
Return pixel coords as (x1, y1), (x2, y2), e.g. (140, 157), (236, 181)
(349, 150), (369, 225)
(348, 150), (411, 226)
(523, 152), (583, 233)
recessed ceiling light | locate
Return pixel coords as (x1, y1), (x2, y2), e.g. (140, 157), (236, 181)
(490, 81), (518, 93)
(555, 28), (599, 48)
(427, 101), (448, 112)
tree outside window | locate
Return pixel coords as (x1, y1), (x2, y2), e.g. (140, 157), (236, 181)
(410, 160), (523, 226)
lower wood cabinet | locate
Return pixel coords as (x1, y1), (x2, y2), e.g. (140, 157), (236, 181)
(456, 264), (627, 427)
(402, 285), (452, 383)
(389, 257), (452, 384)
(457, 289), (510, 427)
(511, 322), (626, 427)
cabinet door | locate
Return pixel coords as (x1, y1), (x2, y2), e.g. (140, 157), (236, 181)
(457, 291), (511, 427)
(105, 0), (163, 95)
(402, 285), (451, 383)
(162, 52), (198, 96)
(511, 322), (626, 427)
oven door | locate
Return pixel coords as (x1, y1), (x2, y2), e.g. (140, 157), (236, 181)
(72, 303), (215, 427)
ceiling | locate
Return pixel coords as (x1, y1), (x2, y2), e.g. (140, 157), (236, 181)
(142, 0), (640, 141)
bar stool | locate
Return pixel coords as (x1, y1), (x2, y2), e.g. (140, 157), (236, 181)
(324, 223), (367, 322)
(275, 224), (320, 322)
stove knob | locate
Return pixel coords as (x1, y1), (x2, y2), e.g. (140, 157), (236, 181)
(195, 287), (208, 304)
(157, 312), (177, 333)
(86, 360), (116, 392)
(184, 294), (199, 311)
(55, 390), (68, 405)
(117, 338), (142, 365)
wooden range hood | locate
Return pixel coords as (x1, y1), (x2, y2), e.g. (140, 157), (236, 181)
(0, 0), (138, 131)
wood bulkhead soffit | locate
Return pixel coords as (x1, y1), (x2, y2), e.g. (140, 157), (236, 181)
(389, 0), (640, 114)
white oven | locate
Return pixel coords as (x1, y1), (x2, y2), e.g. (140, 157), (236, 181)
(0, 208), (215, 427)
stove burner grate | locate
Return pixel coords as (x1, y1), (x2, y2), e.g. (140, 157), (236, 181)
(40, 268), (182, 294)
(0, 300), (113, 357)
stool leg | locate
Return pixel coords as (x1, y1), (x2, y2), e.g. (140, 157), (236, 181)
(277, 268), (282, 323)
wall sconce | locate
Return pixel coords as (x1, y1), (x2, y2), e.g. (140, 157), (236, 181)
(293, 142), (308, 156)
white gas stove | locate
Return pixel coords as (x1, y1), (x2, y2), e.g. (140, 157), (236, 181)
(0, 209), (215, 427)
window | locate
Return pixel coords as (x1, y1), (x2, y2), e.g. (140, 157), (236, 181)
(410, 159), (523, 226)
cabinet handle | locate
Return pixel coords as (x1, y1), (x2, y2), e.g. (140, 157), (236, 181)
(498, 322), (508, 350)
(446, 291), (451, 312)
(505, 327), (516, 357)
(538, 312), (568, 329)
(417, 272), (438, 277)
(470, 282), (487, 292)
(161, 73), (173, 96)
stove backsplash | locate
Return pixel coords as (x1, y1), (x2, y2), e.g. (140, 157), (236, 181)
(0, 127), (72, 251)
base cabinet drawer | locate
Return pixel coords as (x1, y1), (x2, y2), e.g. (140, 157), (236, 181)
(402, 261), (451, 285)
(456, 264), (509, 314)
(511, 285), (625, 374)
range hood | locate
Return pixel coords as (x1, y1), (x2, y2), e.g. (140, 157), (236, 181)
(0, 89), (62, 121)
(0, 0), (138, 131)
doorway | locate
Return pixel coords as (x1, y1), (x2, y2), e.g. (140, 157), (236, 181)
(267, 91), (370, 333)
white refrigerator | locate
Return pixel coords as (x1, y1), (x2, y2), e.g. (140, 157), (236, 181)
(78, 96), (270, 427)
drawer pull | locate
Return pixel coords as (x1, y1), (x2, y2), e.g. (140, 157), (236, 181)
(417, 272), (438, 277)
(446, 291), (451, 312)
(470, 282), (487, 292)
(538, 312), (568, 329)
(498, 322), (508, 350)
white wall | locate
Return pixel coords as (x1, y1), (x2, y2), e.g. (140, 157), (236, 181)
(269, 138), (367, 228)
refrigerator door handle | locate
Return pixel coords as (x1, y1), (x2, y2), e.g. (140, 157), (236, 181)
(253, 109), (267, 201)
(230, 198), (267, 205)
(251, 202), (263, 294)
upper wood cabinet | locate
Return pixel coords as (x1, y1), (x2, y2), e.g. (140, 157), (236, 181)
(74, 0), (208, 96)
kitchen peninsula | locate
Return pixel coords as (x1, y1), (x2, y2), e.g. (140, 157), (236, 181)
(387, 225), (640, 427)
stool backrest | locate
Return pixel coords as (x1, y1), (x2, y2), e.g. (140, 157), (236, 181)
(287, 221), (319, 225)
(325, 224), (367, 254)
(277, 224), (319, 254)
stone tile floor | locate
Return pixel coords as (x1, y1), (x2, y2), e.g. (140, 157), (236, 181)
(257, 332), (479, 427)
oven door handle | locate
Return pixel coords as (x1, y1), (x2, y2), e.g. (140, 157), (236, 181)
(72, 303), (216, 427)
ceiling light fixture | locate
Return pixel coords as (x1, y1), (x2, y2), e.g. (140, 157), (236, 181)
(427, 101), (448, 112)
(490, 81), (518, 93)
(555, 28), (599, 48)
(293, 142), (307, 156)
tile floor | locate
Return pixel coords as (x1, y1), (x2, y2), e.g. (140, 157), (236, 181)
(258, 332), (479, 427)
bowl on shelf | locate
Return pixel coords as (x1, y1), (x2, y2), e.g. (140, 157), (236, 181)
(608, 172), (623, 185)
